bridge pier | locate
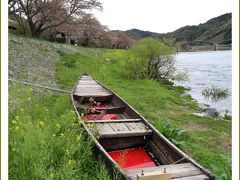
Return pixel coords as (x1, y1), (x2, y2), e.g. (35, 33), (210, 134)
(213, 43), (218, 51)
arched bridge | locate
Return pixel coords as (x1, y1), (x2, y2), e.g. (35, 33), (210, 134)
(180, 39), (232, 51)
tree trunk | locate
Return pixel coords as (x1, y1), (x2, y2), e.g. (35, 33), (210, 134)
(28, 19), (42, 38)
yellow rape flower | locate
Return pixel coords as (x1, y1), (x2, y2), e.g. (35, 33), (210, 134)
(49, 173), (54, 178)
(60, 133), (64, 137)
(65, 149), (69, 155)
(56, 124), (61, 128)
(78, 119), (84, 124)
(52, 134), (56, 137)
(87, 123), (94, 129)
(68, 160), (72, 165)
(11, 120), (17, 124)
(15, 115), (19, 121)
(38, 120), (45, 126)
(16, 126), (20, 130)
(76, 135), (81, 142)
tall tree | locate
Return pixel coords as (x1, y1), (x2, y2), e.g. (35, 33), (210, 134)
(9, 0), (102, 37)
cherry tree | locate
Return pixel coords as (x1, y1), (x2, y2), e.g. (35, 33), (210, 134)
(9, 0), (102, 37)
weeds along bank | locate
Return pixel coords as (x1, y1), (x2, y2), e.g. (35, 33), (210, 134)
(9, 85), (112, 179)
(9, 35), (231, 179)
(8, 34), (112, 179)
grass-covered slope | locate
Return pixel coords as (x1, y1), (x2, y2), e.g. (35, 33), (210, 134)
(9, 34), (231, 179)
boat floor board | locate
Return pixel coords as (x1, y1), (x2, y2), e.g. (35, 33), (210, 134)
(94, 121), (153, 138)
(173, 174), (209, 180)
(76, 85), (103, 88)
(109, 122), (129, 132)
(77, 82), (99, 85)
(125, 163), (209, 179)
(74, 88), (110, 92)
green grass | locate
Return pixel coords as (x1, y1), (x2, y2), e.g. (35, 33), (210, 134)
(56, 47), (232, 179)
(9, 36), (231, 179)
(9, 84), (112, 180)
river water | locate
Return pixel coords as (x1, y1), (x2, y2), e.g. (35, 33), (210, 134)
(174, 50), (232, 114)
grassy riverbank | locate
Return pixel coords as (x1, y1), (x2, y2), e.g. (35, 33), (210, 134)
(9, 34), (232, 179)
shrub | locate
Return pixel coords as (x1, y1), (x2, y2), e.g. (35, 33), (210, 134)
(120, 38), (181, 80)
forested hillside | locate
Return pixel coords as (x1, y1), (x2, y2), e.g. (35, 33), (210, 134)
(125, 13), (232, 43)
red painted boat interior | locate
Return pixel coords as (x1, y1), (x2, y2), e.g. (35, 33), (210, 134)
(84, 113), (120, 121)
(108, 148), (157, 170)
(88, 104), (108, 109)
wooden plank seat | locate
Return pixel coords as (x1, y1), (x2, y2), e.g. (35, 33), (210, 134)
(125, 163), (209, 180)
(74, 76), (112, 97)
(73, 90), (111, 96)
(92, 121), (153, 138)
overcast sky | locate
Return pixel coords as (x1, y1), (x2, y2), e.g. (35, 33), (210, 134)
(93, 0), (233, 33)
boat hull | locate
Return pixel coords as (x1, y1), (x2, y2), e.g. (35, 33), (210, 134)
(71, 73), (215, 180)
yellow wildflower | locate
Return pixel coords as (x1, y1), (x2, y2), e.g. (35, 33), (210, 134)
(80, 113), (84, 117)
(78, 119), (84, 124)
(68, 160), (72, 165)
(65, 149), (69, 155)
(56, 124), (61, 128)
(87, 123), (94, 129)
(49, 173), (54, 178)
(28, 97), (31, 101)
(38, 120), (45, 126)
(52, 134), (56, 137)
(11, 120), (17, 124)
(16, 126), (20, 130)
(60, 133), (64, 137)
(76, 135), (81, 142)
(15, 115), (20, 121)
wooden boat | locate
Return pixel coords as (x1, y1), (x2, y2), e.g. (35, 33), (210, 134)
(71, 73), (215, 180)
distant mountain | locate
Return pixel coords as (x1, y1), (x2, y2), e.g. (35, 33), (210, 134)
(125, 13), (232, 43)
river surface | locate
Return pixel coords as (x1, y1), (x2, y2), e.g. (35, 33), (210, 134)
(174, 50), (232, 114)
